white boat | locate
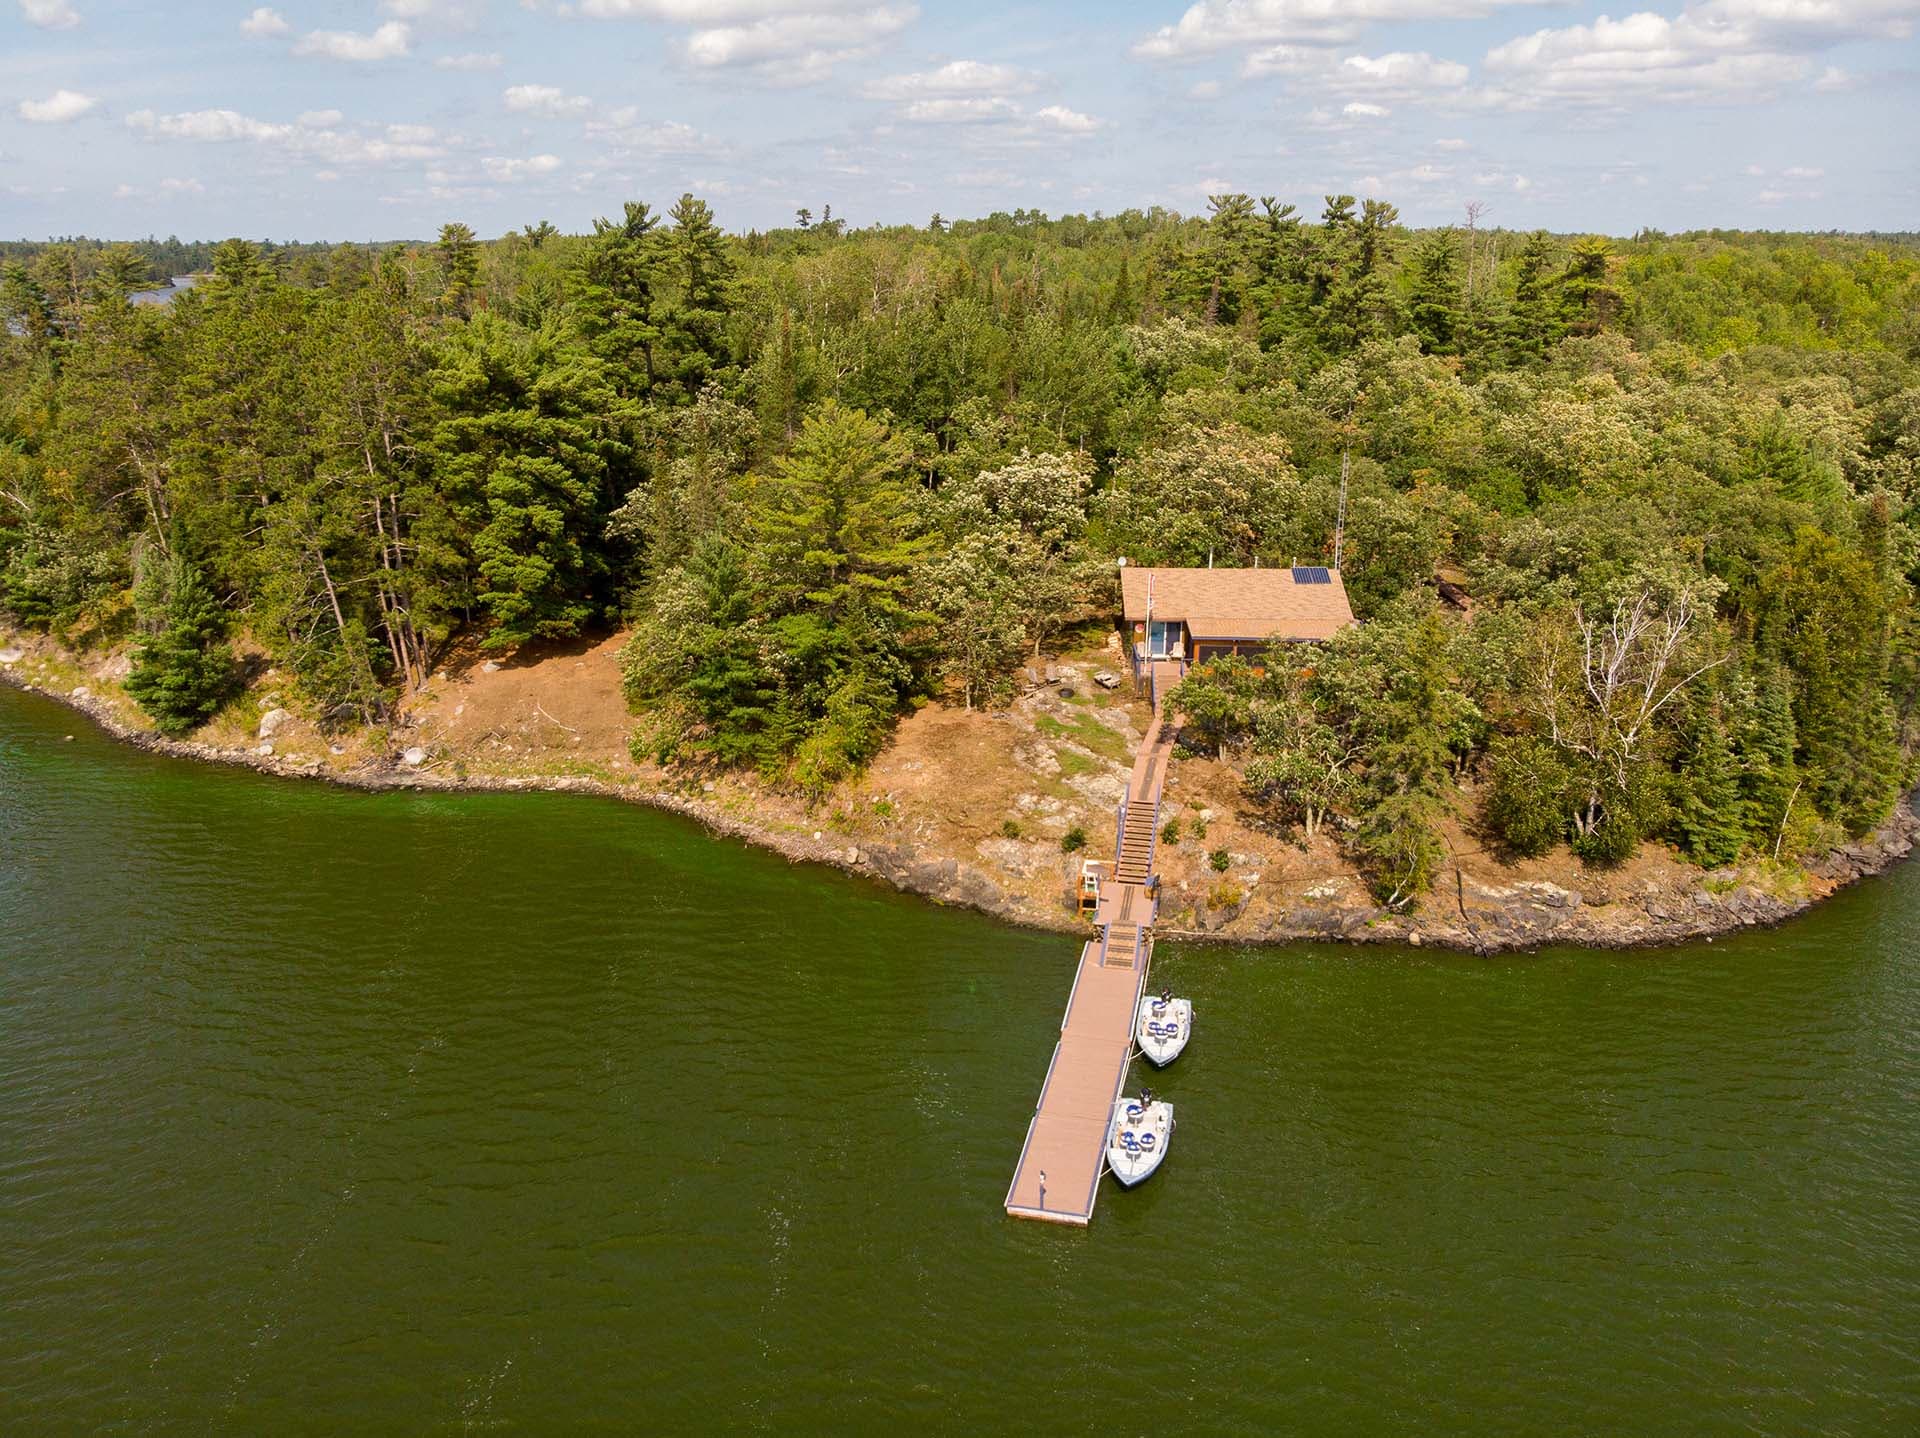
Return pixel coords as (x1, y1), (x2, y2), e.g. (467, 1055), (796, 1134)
(1106, 1095), (1174, 1187)
(1135, 992), (1192, 1067)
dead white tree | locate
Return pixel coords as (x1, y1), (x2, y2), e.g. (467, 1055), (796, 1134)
(1532, 583), (1727, 836)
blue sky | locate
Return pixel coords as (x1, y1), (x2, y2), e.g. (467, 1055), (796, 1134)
(2, 0), (1916, 240)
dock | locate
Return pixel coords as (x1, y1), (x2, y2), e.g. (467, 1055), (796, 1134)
(1005, 662), (1180, 1225)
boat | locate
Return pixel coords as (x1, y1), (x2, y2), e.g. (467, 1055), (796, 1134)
(1135, 991), (1192, 1067)
(1106, 1094), (1174, 1187)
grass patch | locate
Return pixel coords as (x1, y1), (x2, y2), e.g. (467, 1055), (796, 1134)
(1033, 709), (1133, 764)
(1054, 747), (1098, 779)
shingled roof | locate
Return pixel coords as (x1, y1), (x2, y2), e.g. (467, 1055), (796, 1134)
(1119, 565), (1356, 642)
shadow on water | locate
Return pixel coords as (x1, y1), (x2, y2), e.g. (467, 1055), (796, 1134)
(3, 683), (1917, 1434)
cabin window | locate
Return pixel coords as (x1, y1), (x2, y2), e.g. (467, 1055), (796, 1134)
(1147, 620), (1177, 658)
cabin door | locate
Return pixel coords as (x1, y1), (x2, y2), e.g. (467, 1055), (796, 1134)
(1147, 620), (1175, 658)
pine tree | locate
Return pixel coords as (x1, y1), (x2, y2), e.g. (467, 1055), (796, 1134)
(424, 313), (625, 651)
(658, 193), (736, 402)
(1349, 611), (1462, 906)
(1673, 700), (1745, 866)
(1506, 230), (1562, 365)
(436, 222), (480, 318)
(1734, 660), (1799, 850)
(208, 238), (269, 292)
(1561, 236), (1620, 336)
(1407, 227), (1463, 356)
(575, 201), (662, 398)
(124, 556), (236, 736)
(89, 244), (152, 303)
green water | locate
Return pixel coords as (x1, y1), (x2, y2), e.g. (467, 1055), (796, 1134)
(3, 683), (1917, 1435)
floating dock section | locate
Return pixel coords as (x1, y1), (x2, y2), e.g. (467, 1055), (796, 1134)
(1005, 663), (1180, 1225)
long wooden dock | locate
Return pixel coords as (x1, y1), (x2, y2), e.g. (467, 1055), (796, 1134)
(1005, 666), (1180, 1225)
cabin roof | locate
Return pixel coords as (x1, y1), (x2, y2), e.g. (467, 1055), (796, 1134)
(1119, 565), (1355, 642)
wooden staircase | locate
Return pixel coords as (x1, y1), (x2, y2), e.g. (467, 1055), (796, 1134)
(1099, 923), (1142, 969)
(1115, 800), (1158, 885)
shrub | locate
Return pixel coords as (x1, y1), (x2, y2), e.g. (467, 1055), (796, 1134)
(1189, 815), (1208, 840)
(1208, 847), (1231, 872)
(1207, 880), (1244, 912)
(1484, 735), (1569, 858)
(1160, 817), (1182, 845)
(1000, 818), (1023, 839)
(1060, 825), (1087, 853)
(124, 557), (236, 738)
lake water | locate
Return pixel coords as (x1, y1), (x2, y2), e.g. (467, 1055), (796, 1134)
(3, 681), (1917, 1433)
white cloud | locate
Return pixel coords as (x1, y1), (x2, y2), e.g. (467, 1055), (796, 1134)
(126, 106), (446, 166)
(1242, 43), (1470, 106)
(577, 0), (876, 17)
(383, 0), (484, 19)
(1782, 164), (1824, 178)
(294, 21), (412, 62)
(1474, 167), (1532, 190)
(1434, 135), (1468, 149)
(240, 6), (288, 37)
(1136, 0), (1557, 59)
(504, 83), (595, 117)
(160, 176), (205, 193)
(559, 0), (917, 83)
(1757, 186), (1787, 202)
(20, 0), (80, 30)
(1343, 100), (1390, 116)
(865, 59), (1033, 99)
(128, 108), (290, 142)
(1338, 50), (1468, 91)
(1033, 103), (1101, 133)
(482, 153), (563, 180)
(583, 111), (716, 154)
(18, 89), (98, 123)
(683, 4), (917, 82)
(1190, 79), (1224, 98)
(435, 51), (504, 70)
(899, 96), (1021, 123)
(1480, 1), (1920, 108)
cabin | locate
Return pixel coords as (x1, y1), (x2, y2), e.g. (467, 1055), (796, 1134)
(1119, 563), (1356, 688)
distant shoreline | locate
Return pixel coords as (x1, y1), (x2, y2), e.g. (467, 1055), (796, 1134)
(5, 638), (1916, 955)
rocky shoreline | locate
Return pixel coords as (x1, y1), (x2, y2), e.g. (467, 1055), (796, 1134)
(5, 647), (1915, 955)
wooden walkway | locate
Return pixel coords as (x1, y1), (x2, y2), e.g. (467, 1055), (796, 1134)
(1005, 665), (1181, 1225)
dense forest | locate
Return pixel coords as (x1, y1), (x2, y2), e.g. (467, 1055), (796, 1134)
(4, 201), (1918, 906)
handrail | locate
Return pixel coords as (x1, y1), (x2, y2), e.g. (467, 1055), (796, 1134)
(1113, 800), (1127, 869)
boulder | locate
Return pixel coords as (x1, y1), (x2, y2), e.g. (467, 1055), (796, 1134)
(401, 746), (427, 767)
(70, 686), (90, 700)
(256, 743), (274, 757)
(257, 707), (291, 739)
(481, 660), (500, 674)
(0, 646), (22, 664)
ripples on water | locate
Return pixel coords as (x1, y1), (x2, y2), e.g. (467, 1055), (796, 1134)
(2, 685), (1917, 1433)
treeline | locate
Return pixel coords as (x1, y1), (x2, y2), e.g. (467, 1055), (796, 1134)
(2, 198), (1917, 900)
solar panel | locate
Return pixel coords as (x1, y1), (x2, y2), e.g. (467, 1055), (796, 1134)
(1291, 566), (1332, 584)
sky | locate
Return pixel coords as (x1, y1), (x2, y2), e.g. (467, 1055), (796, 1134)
(1, 0), (1916, 241)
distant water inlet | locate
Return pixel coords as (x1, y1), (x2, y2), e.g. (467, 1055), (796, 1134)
(2, 681), (1918, 1433)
